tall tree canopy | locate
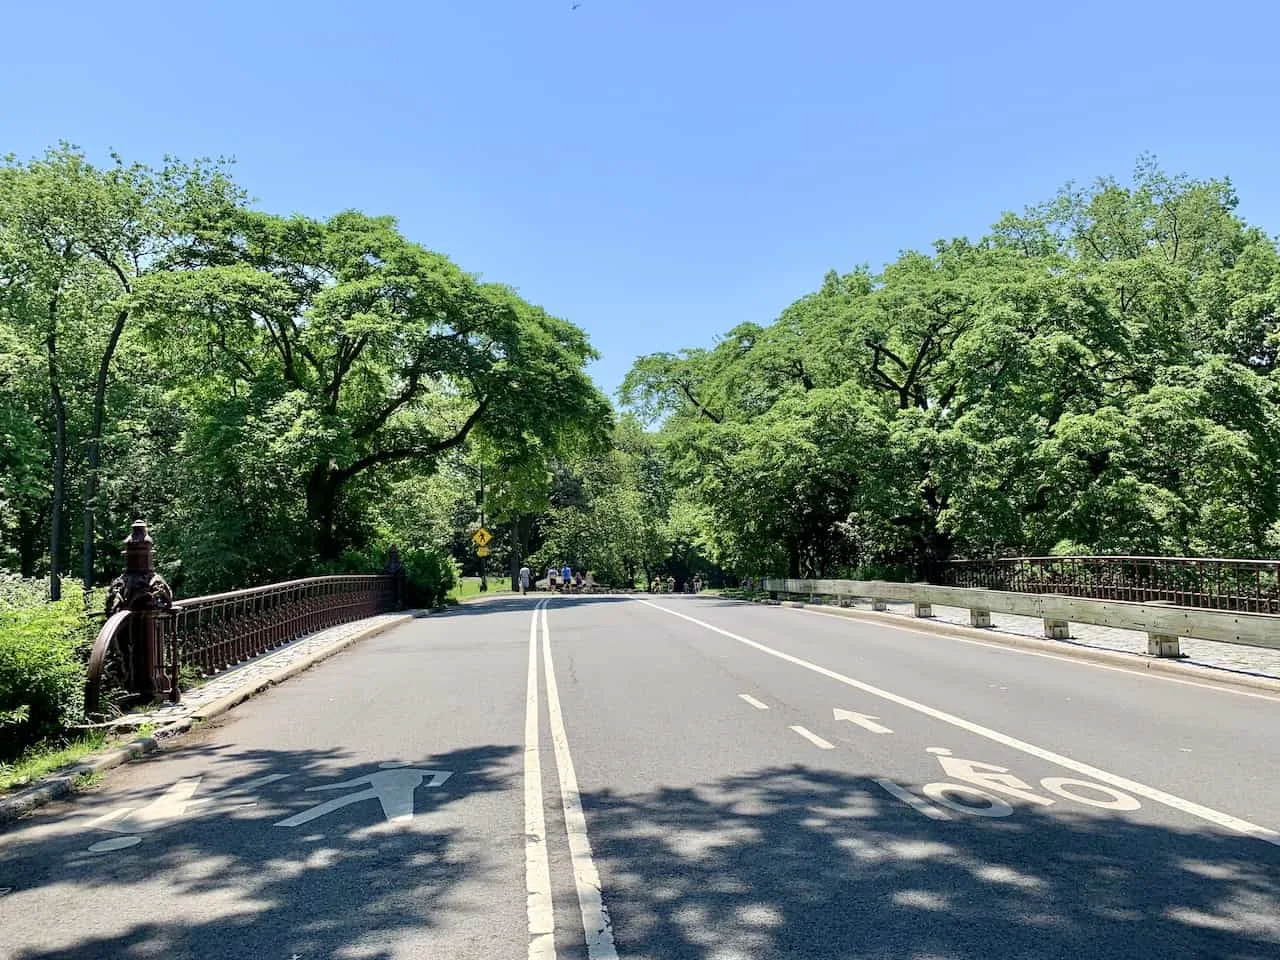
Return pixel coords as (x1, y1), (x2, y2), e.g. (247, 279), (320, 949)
(624, 158), (1280, 579)
(0, 146), (610, 595)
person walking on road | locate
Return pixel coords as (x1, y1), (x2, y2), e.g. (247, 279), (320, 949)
(519, 563), (531, 595)
(561, 563), (572, 594)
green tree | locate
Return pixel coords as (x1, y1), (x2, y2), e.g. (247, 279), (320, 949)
(133, 208), (610, 568)
(625, 158), (1280, 579)
(0, 145), (241, 595)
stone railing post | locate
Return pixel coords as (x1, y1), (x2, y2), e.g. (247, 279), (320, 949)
(106, 521), (173, 702)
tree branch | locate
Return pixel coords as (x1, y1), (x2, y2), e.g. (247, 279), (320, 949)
(335, 398), (490, 484)
(353, 366), (423, 439)
(677, 379), (722, 423)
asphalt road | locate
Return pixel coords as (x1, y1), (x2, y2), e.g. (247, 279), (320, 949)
(3, 595), (1279, 959)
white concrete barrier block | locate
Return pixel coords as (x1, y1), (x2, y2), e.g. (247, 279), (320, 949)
(913, 602), (933, 618)
(970, 609), (992, 628)
(1043, 618), (1070, 640)
(1147, 633), (1183, 658)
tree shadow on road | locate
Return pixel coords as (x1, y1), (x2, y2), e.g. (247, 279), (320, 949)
(584, 765), (1280, 959)
(0, 741), (518, 960)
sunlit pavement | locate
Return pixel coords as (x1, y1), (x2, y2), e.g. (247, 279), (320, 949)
(2, 594), (1278, 959)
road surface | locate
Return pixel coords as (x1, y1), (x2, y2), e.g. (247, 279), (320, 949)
(2, 595), (1279, 959)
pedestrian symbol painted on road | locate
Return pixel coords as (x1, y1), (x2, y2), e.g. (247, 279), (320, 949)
(274, 763), (453, 827)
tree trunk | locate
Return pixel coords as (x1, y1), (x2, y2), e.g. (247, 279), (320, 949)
(18, 508), (40, 578)
(509, 520), (521, 591)
(47, 328), (66, 601)
(305, 463), (342, 561)
(82, 308), (129, 590)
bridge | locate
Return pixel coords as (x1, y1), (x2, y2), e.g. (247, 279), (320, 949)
(1, 534), (1279, 958)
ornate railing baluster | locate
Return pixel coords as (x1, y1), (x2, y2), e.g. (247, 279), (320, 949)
(942, 555), (1280, 613)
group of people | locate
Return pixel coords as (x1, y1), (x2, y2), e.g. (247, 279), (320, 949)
(649, 574), (702, 594)
(548, 564), (588, 593)
(515, 563), (588, 595)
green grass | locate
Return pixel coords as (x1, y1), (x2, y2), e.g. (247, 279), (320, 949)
(449, 576), (513, 601)
(72, 770), (104, 791)
(0, 719), (157, 794)
(0, 731), (109, 793)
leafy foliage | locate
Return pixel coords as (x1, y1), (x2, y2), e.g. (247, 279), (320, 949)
(624, 158), (1280, 578)
(0, 146), (609, 597)
(0, 578), (89, 759)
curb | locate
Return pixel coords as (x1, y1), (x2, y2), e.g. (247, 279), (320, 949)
(0, 719), (192, 825)
(769, 600), (1280, 698)
(0, 613), (416, 824)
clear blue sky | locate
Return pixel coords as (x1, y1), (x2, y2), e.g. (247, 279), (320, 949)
(5, 1), (1279, 396)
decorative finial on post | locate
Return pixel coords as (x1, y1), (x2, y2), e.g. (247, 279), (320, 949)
(123, 520), (154, 573)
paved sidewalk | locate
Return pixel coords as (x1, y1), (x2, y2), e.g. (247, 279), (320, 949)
(856, 599), (1280, 679)
(135, 613), (413, 726)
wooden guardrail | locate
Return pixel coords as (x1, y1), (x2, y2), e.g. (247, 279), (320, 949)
(762, 578), (1280, 658)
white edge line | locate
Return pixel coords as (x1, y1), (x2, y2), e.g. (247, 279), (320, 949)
(738, 693), (769, 710)
(542, 603), (620, 959)
(525, 600), (556, 960)
(789, 725), (836, 749)
(875, 778), (953, 821)
(796, 603), (1280, 704)
(637, 599), (1280, 846)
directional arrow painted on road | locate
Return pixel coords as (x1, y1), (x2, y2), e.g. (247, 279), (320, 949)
(833, 708), (893, 734)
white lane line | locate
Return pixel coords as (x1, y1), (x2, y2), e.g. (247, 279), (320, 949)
(875, 778), (953, 821)
(738, 693), (769, 710)
(789, 725), (836, 750)
(525, 600), (556, 960)
(797, 604), (1280, 704)
(637, 599), (1280, 846)
(541, 604), (620, 959)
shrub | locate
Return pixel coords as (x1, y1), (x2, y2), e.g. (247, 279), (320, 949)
(401, 548), (458, 608)
(0, 578), (89, 760)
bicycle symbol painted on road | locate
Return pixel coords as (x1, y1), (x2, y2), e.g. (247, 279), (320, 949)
(877, 747), (1141, 820)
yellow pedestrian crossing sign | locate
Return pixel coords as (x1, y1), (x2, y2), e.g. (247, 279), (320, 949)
(471, 527), (492, 548)
(476, 545), (490, 557)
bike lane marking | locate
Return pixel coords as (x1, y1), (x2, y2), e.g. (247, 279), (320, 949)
(798, 604), (1280, 704)
(790, 725), (836, 750)
(638, 599), (1280, 846)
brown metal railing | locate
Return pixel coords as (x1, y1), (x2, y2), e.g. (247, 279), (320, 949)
(941, 556), (1280, 613)
(86, 521), (406, 714)
(164, 575), (398, 681)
